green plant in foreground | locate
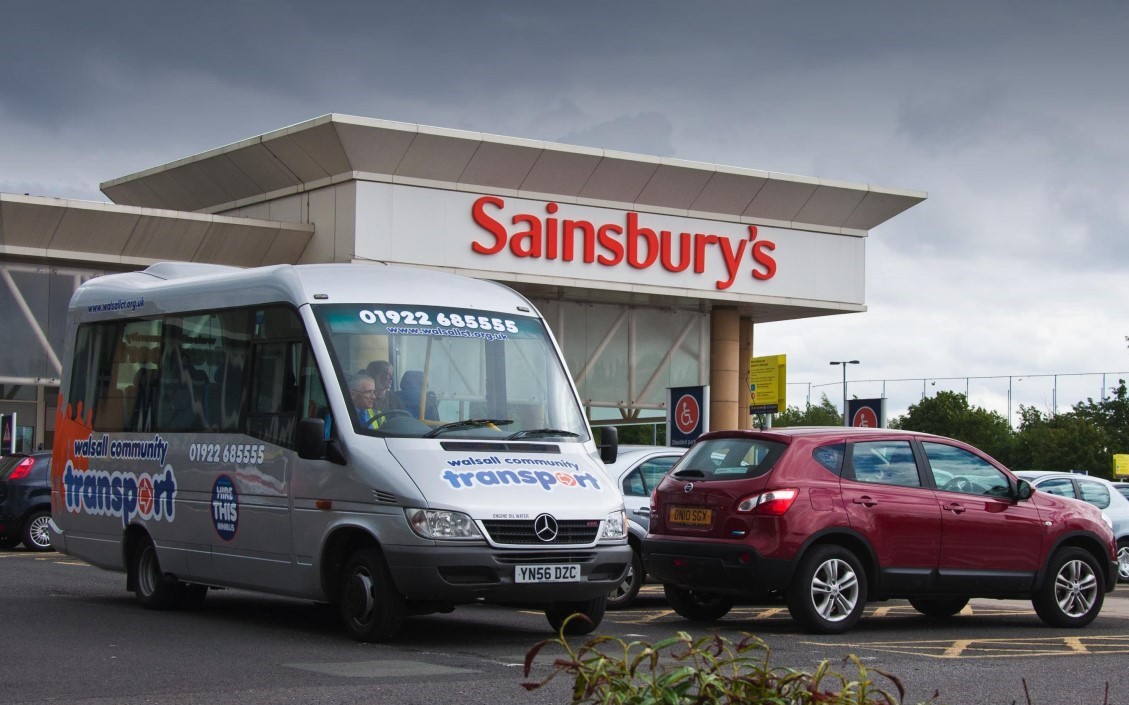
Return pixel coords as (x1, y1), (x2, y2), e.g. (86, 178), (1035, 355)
(522, 616), (928, 704)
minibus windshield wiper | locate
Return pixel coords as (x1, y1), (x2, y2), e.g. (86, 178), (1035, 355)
(506, 428), (580, 440)
(424, 418), (514, 438)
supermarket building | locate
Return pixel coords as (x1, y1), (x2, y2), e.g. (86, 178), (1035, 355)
(0, 114), (925, 450)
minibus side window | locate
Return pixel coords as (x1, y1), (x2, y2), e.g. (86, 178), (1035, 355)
(243, 306), (313, 449)
(69, 319), (162, 432)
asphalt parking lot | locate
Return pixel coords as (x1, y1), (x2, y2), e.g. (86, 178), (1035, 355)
(4, 550), (1128, 704)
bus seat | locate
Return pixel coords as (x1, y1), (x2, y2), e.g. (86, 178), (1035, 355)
(398, 370), (439, 421)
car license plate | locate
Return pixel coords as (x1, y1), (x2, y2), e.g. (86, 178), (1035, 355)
(669, 506), (712, 526)
(515, 564), (581, 583)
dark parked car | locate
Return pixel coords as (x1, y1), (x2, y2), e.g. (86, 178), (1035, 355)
(644, 428), (1116, 634)
(0, 451), (54, 551)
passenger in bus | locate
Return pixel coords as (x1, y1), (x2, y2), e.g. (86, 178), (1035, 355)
(348, 372), (380, 427)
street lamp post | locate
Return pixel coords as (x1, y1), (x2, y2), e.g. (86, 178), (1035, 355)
(830, 360), (860, 427)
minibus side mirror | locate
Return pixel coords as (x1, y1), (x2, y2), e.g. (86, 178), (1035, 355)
(297, 418), (346, 465)
(599, 426), (618, 464)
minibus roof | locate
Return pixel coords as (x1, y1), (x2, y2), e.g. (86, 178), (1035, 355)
(70, 263), (539, 319)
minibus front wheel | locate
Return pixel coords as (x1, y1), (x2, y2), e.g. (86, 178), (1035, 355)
(339, 547), (405, 642)
(545, 595), (606, 635)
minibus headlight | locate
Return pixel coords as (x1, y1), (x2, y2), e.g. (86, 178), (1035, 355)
(405, 508), (484, 540)
(600, 509), (627, 541)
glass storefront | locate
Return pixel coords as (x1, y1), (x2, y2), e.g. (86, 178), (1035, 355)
(0, 262), (116, 450)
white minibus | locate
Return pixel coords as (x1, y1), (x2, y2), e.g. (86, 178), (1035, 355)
(50, 262), (629, 641)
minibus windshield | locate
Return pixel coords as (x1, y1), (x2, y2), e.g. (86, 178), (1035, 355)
(313, 304), (589, 441)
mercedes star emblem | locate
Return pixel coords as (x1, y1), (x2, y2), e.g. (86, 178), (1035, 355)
(533, 513), (559, 542)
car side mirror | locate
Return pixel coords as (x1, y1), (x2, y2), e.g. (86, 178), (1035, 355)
(1016, 479), (1034, 501)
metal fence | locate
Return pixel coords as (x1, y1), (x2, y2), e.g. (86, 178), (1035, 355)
(790, 371), (1129, 428)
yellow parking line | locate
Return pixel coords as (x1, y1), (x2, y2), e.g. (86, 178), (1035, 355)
(804, 635), (1129, 659)
(942, 639), (973, 657)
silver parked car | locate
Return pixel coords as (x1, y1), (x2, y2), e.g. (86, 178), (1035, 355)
(606, 445), (686, 608)
(1015, 471), (1129, 582)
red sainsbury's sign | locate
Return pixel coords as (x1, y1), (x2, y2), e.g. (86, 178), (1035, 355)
(469, 196), (777, 290)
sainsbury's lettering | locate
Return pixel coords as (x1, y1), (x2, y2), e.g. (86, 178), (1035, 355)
(470, 196), (777, 290)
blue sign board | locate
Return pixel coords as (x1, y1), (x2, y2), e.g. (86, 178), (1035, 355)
(666, 385), (709, 447)
(847, 398), (886, 428)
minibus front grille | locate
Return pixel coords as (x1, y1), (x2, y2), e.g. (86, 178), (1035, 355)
(481, 520), (600, 545)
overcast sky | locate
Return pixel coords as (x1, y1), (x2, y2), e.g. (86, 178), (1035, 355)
(3, 0), (1127, 423)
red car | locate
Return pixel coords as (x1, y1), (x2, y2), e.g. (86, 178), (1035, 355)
(644, 427), (1116, 633)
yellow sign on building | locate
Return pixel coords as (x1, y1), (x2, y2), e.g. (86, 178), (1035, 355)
(1114, 454), (1129, 477)
(749, 354), (787, 414)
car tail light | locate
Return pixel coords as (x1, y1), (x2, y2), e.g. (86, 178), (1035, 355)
(736, 488), (798, 516)
(6, 458), (34, 481)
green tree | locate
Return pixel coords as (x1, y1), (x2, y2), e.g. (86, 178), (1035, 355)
(1010, 406), (1108, 475)
(1072, 379), (1129, 457)
(889, 390), (1014, 462)
(771, 393), (842, 427)
(1010, 379), (1129, 477)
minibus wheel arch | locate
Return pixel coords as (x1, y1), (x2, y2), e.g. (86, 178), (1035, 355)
(320, 527), (383, 602)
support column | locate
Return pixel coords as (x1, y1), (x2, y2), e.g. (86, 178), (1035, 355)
(709, 307), (739, 431)
(739, 316), (752, 430)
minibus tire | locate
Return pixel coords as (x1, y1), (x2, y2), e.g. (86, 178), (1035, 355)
(131, 536), (180, 610)
(339, 547), (405, 642)
(663, 584), (735, 622)
(545, 595), (606, 635)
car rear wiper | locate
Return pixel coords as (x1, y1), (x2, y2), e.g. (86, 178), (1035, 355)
(506, 428), (580, 440)
(424, 418), (513, 438)
(672, 468), (706, 479)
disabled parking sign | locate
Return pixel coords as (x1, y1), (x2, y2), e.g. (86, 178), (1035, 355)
(666, 385), (709, 447)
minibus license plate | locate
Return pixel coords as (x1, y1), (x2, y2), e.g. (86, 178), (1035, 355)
(669, 507), (712, 526)
(516, 564), (581, 583)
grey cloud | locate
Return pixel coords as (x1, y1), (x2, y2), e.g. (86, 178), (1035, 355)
(557, 112), (675, 156)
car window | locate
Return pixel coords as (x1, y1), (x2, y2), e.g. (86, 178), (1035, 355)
(622, 468), (647, 497)
(1117, 485), (1129, 501)
(847, 440), (920, 487)
(812, 443), (845, 475)
(921, 442), (1011, 497)
(678, 438), (785, 480)
(1035, 477), (1077, 499)
(1077, 480), (1111, 510)
(639, 456), (679, 493)
(621, 456), (679, 497)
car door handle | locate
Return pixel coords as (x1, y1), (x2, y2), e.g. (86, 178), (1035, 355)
(633, 507), (650, 516)
(943, 503), (966, 514)
(852, 496), (878, 507)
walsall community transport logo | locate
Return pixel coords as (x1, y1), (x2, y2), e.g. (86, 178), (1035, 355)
(441, 455), (602, 491)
